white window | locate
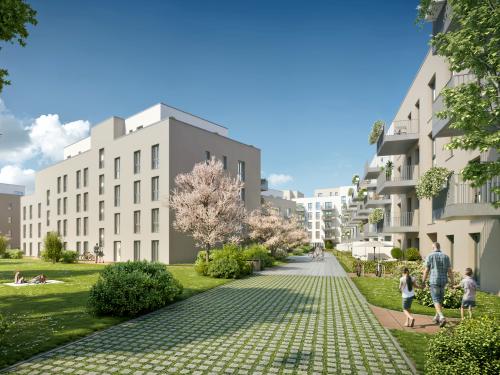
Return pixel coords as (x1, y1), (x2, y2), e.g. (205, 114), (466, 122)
(76, 194), (81, 212)
(151, 240), (159, 262)
(134, 150), (141, 174)
(237, 161), (245, 182)
(76, 218), (81, 236)
(63, 219), (67, 236)
(57, 177), (61, 194)
(134, 210), (141, 233)
(99, 148), (105, 168)
(83, 217), (88, 236)
(83, 168), (88, 187)
(63, 175), (67, 192)
(83, 192), (88, 211)
(151, 177), (159, 201)
(151, 144), (159, 169)
(114, 213), (120, 235)
(151, 209), (159, 233)
(99, 201), (104, 221)
(99, 228), (104, 247)
(114, 185), (120, 207)
(76, 170), (81, 189)
(99, 174), (104, 194)
(223, 155), (227, 170)
(114, 157), (120, 179)
(63, 197), (67, 215)
(134, 241), (141, 261)
(134, 181), (141, 204)
(57, 198), (61, 215)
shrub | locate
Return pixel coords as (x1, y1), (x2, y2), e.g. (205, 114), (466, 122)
(43, 232), (63, 263)
(273, 248), (288, 261)
(391, 261), (425, 279)
(87, 261), (183, 316)
(60, 250), (78, 263)
(324, 240), (334, 249)
(194, 250), (209, 276)
(415, 284), (463, 308)
(0, 235), (8, 258)
(425, 317), (499, 375)
(4, 249), (23, 259)
(207, 244), (252, 279)
(416, 167), (453, 199)
(368, 120), (384, 145)
(391, 247), (403, 260)
(242, 244), (274, 268)
(405, 247), (421, 261)
(368, 208), (384, 224)
(0, 313), (8, 339)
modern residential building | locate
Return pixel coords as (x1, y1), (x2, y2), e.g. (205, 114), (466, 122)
(340, 1), (500, 293)
(260, 188), (298, 219)
(294, 186), (352, 246)
(0, 183), (25, 249)
(20, 103), (261, 263)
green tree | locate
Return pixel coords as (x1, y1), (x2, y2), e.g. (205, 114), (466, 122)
(0, 235), (8, 257)
(418, 0), (500, 207)
(43, 231), (63, 263)
(0, 0), (37, 92)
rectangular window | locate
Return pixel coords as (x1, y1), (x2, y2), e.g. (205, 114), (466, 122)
(76, 218), (81, 236)
(429, 75), (436, 102)
(99, 228), (104, 247)
(240, 188), (246, 202)
(223, 155), (227, 170)
(307, 203), (312, 210)
(23, 206), (26, 220)
(205, 151), (211, 161)
(57, 198), (61, 215)
(57, 177), (61, 194)
(63, 174), (67, 192)
(99, 148), (104, 168)
(38, 203), (41, 218)
(57, 220), (61, 235)
(46, 210), (50, 226)
(99, 174), (104, 195)
(134, 181), (141, 204)
(29, 243), (32, 256)
(113, 241), (121, 262)
(315, 212), (320, 220)
(83, 168), (88, 187)
(134, 210), (141, 233)
(63, 219), (67, 236)
(315, 231), (320, 239)
(151, 144), (159, 169)
(114, 213), (120, 235)
(63, 197), (67, 215)
(38, 223), (41, 238)
(83, 217), (88, 236)
(151, 208), (159, 233)
(114, 157), (120, 179)
(151, 177), (159, 201)
(325, 202), (332, 209)
(84, 241), (88, 253)
(237, 161), (245, 182)
(114, 185), (120, 207)
(76, 194), (81, 212)
(76, 170), (81, 189)
(46, 189), (50, 205)
(38, 242), (41, 257)
(134, 150), (141, 174)
(134, 241), (140, 261)
(29, 224), (32, 238)
(76, 241), (81, 254)
(29, 205), (32, 219)
(99, 201), (104, 221)
(307, 212), (312, 220)
(151, 240), (159, 262)
(83, 192), (88, 211)
(23, 224), (26, 238)
(316, 202), (320, 210)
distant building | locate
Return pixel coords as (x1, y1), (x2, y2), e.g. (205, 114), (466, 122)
(0, 183), (25, 249)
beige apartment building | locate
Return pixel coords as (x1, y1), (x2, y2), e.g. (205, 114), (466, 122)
(345, 2), (499, 293)
(21, 103), (261, 263)
(0, 183), (25, 249)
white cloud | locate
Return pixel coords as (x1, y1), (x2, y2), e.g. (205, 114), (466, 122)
(0, 165), (35, 192)
(0, 99), (90, 190)
(268, 173), (293, 186)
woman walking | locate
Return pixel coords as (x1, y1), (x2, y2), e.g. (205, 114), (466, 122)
(399, 267), (417, 327)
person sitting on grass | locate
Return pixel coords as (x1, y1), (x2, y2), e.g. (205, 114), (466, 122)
(14, 271), (25, 284)
(459, 268), (477, 320)
(30, 274), (47, 284)
(399, 267), (418, 327)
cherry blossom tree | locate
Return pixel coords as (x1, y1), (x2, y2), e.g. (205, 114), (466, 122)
(169, 159), (246, 261)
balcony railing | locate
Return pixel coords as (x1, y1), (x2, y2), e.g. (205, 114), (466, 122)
(383, 211), (419, 232)
(377, 164), (419, 195)
(377, 120), (420, 156)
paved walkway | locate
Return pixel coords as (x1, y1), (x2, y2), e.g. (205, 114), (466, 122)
(4, 254), (415, 375)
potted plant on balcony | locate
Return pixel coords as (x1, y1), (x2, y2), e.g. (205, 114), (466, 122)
(368, 120), (385, 145)
(352, 174), (360, 185)
(416, 167), (453, 199)
(368, 208), (384, 224)
(385, 161), (393, 178)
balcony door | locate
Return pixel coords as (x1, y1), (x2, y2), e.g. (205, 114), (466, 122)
(470, 233), (480, 284)
(113, 241), (121, 262)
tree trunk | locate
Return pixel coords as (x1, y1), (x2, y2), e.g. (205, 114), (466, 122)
(205, 245), (211, 263)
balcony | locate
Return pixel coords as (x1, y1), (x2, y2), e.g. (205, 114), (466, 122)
(377, 164), (419, 195)
(363, 222), (384, 238)
(376, 120), (419, 156)
(359, 179), (377, 190)
(365, 195), (391, 208)
(433, 73), (475, 138)
(362, 160), (381, 180)
(383, 212), (419, 233)
(433, 175), (500, 220)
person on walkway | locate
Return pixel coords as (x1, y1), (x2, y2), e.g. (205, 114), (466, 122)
(399, 267), (417, 327)
(422, 242), (454, 327)
(459, 268), (477, 320)
(355, 258), (362, 277)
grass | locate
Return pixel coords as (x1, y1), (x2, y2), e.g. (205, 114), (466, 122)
(352, 276), (500, 319)
(0, 258), (231, 369)
(390, 329), (430, 374)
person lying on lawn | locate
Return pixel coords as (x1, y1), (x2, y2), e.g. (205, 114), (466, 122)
(14, 271), (26, 284)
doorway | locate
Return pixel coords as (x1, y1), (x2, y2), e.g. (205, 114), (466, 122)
(113, 241), (121, 262)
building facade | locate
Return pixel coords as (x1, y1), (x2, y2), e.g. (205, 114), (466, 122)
(0, 183), (25, 249)
(21, 103), (261, 263)
(341, 2), (499, 293)
(260, 188), (298, 219)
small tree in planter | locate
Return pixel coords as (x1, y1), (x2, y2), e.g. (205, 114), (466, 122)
(385, 160), (393, 178)
(351, 174), (360, 185)
(390, 247), (403, 260)
(416, 167), (453, 199)
(368, 208), (384, 224)
(169, 159), (246, 262)
(368, 120), (384, 144)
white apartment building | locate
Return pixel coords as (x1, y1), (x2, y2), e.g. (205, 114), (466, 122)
(260, 188), (299, 219)
(295, 186), (352, 246)
(0, 183), (25, 249)
(20, 103), (261, 263)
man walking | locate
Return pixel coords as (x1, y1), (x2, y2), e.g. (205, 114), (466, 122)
(422, 242), (454, 327)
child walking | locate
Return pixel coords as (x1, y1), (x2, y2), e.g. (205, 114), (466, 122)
(399, 267), (417, 327)
(460, 268), (477, 320)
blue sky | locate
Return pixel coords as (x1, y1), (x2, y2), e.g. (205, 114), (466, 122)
(0, 0), (431, 195)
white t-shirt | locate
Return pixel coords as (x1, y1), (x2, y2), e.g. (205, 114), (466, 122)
(399, 276), (416, 298)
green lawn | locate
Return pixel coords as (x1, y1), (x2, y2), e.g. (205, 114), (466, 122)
(352, 276), (500, 319)
(390, 329), (430, 374)
(0, 258), (231, 369)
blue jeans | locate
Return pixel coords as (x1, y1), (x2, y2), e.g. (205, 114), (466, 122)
(430, 284), (445, 304)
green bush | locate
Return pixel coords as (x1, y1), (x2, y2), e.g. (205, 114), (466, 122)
(292, 248), (304, 256)
(43, 232), (63, 263)
(242, 244), (274, 268)
(4, 249), (23, 259)
(415, 284), (464, 308)
(0, 313), (8, 339)
(0, 235), (8, 258)
(391, 261), (425, 279)
(87, 261), (183, 317)
(194, 250), (209, 276)
(405, 247), (421, 261)
(324, 240), (334, 249)
(425, 317), (499, 374)
(391, 247), (403, 260)
(60, 250), (78, 263)
(273, 248), (288, 261)
(207, 244), (252, 279)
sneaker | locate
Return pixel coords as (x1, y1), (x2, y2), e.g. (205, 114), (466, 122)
(439, 318), (447, 327)
(432, 316), (439, 324)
